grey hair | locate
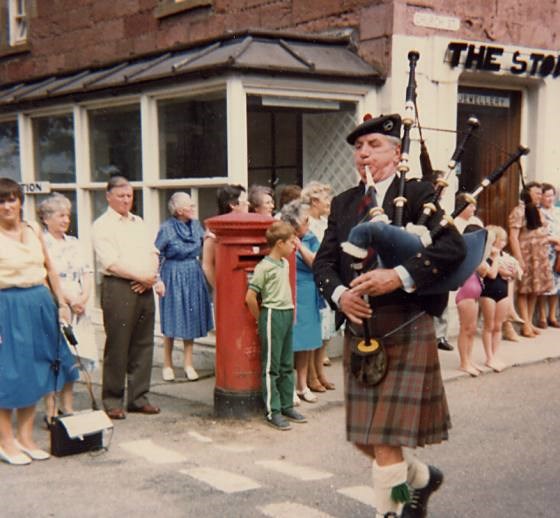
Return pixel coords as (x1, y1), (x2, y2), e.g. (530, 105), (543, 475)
(280, 199), (310, 230)
(301, 181), (332, 205)
(37, 193), (72, 224)
(248, 185), (274, 211)
(106, 175), (130, 192)
(386, 135), (401, 148)
(168, 191), (192, 216)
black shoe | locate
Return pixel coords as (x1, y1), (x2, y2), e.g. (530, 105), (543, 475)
(282, 408), (307, 423)
(401, 465), (444, 518)
(266, 413), (291, 431)
(437, 338), (454, 351)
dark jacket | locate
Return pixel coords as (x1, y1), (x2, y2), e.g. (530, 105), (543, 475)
(313, 176), (466, 326)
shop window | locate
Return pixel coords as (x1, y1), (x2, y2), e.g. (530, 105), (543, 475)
(158, 93), (227, 179)
(247, 95), (356, 196)
(247, 107), (301, 190)
(0, 120), (20, 181)
(89, 104), (142, 183)
(33, 113), (76, 184)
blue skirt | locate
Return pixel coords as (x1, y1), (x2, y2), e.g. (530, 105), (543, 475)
(0, 285), (79, 409)
(159, 258), (214, 340)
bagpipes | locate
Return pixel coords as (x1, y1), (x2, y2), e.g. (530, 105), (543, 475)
(342, 51), (530, 296)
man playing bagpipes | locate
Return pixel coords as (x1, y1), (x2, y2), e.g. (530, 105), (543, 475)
(313, 113), (466, 517)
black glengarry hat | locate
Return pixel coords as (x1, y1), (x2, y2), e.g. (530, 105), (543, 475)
(346, 113), (402, 145)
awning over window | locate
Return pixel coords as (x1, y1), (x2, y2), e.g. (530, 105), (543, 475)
(0, 30), (384, 112)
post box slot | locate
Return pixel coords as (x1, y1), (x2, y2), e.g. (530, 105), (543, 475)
(236, 254), (266, 269)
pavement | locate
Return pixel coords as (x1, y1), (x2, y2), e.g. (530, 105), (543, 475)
(78, 321), (560, 420)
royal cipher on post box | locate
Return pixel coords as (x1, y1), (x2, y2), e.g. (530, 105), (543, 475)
(205, 211), (284, 418)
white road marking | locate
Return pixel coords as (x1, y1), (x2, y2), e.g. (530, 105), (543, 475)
(258, 502), (335, 517)
(188, 430), (213, 443)
(255, 460), (333, 481)
(119, 439), (187, 464)
(337, 485), (376, 507)
(180, 467), (261, 493)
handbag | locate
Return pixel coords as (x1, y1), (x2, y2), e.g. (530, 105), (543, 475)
(50, 324), (113, 457)
(51, 410), (112, 457)
(347, 321), (388, 387)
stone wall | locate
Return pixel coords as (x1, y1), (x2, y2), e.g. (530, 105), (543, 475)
(0, 0), (557, 85)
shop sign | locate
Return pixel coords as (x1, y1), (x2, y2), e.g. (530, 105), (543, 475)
(457, 92), (510, 108)
(447, 42), (560, 78)
(20, 181), (51, 194)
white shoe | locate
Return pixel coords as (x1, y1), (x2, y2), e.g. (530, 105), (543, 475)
(297, 387), (318, 403)
(14, 440), (50, 461)
(0, 445), (32, 465)
(185, 365), (199, 381)
(162, 367), (175, 382)
(293, 391), (301, 407)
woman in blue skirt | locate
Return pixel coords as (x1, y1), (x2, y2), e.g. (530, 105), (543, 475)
(155, 192), (213, 382)
(0, 178), (79, 465)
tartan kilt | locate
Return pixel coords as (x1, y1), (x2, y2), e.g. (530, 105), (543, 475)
(343, 304), (451, 448)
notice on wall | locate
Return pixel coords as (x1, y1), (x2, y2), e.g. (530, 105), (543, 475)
(414, 12), (460, 32)
(20, 181), (51, 194)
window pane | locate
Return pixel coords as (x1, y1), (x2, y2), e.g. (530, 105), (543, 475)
(275, 113), (298, 167)
(33, 114), (75, 183)
(0, 121), (20, 181)
(35, 191), (78, 237)
(90, 105), (142, 182)
(90, 188), (143, 221)
(158, 92), (227, 179)
(248, 112), (272, 168)
(197, 187), (219, 224)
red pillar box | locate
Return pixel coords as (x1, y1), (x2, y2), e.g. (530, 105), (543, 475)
(205, 212), (276, 418)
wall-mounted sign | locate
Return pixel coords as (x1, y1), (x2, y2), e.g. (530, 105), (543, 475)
(447, 42), (560, 78)
(413, 12), (460, 31)
(20, 181), (51, 194)
(457, 92), (510, 108)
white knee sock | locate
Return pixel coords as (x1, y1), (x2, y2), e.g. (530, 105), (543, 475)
(372, 460), (408, 516)
(403, 448), (430, 489)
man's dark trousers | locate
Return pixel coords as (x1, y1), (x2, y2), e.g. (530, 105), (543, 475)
(101, 276), (155, 410)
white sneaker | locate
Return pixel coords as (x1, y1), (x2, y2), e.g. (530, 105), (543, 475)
(297, 387), (318, 403)
(162, 367), (175, 382)
(185, 365), (199, 381)
(293, 391), (301, 407)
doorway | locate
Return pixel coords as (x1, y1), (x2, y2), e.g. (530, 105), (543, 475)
(456, 86), (522, 229)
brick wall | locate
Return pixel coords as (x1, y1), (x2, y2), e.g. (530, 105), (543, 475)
(0, 0), (557, 85)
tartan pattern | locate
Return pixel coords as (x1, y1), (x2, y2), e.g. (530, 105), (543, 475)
(343, 304), (451, 448)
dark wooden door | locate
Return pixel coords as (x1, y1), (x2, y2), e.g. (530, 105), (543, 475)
(456, 86), (522, 229)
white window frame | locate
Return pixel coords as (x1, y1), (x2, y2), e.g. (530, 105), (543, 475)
(8, 0), (27, 46)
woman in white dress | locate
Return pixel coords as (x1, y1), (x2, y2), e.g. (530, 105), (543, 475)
(38, 194), (96, 425)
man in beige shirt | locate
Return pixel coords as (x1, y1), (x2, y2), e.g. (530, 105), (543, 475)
(92, 176), (163, 419)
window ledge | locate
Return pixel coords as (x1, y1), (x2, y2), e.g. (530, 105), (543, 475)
(154, 0), (213, 20)
(0, 42), (30, 59)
